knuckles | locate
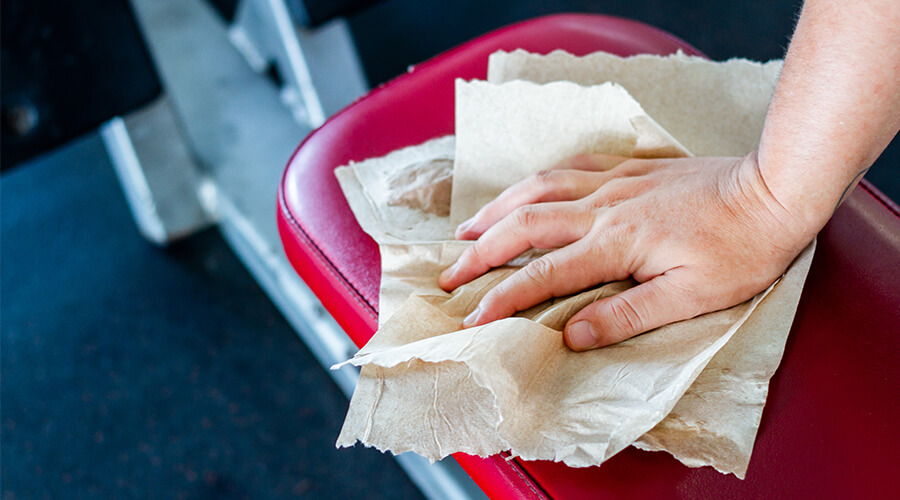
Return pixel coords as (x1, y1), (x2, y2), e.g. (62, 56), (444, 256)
(529, 169), (564, 199)
(605, 294), (645, 337)
(522, 257), (557, 287)
(586, 177), (655, 208)
(509, 205), (544, 231)
(533, 169), (556, 184)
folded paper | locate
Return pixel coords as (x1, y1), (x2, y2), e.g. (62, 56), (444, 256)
(487, 49), (783, 157)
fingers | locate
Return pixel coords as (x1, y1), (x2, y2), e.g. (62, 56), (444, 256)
(564, 270), (702, 351)
(456, 169), (606, 240)
(553, 153), (630, 172)
(440, 203), (593, 291)
(460, 239), (625, 327)
(456, 155), (637, 240)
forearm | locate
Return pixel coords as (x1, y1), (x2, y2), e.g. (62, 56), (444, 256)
(758, 0), (900, 235)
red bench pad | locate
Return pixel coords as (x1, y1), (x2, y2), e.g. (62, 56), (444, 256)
(277, 13), (899, 499)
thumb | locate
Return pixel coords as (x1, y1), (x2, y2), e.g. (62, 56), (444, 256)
(564, 272), (701, 351)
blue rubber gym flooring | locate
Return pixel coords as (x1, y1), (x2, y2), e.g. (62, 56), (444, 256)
(1, 133), (423, 498)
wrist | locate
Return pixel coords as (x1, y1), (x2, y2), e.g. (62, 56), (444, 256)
(727, 151), (824, 249)
(755, 148), (849, 237)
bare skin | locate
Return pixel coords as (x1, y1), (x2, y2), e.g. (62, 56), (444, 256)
(439, 0), (900, 351)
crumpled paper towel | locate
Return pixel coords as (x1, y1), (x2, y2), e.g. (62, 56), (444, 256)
(332, 50), (813, 478)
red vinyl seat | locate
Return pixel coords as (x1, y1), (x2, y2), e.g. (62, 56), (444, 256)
(277, 14), (899, 499)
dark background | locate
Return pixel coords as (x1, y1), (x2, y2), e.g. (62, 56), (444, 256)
(0, 0), (161, 167)
(3, 0), (896, 195)
(2, 0), (897, 498)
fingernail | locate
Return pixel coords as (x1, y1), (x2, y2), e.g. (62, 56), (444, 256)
(456, 218), (474, 236)
(440, 262), (459, 281)
(462, 306), (482, 327)
(566, 321), (598, 350)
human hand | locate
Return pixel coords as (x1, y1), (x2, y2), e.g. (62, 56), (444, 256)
(438, 153), (813, 351)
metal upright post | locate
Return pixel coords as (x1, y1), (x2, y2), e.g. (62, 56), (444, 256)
(109, 0), (485, 498)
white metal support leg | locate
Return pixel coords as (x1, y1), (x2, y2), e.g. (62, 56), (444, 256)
(101, 95), (213, 245)
(229, 0), (368, 127)
(116, 0), (485, 498)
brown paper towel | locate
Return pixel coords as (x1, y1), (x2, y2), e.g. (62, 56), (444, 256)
(487, 49), (783, 157)
(333, 51), (811, 478)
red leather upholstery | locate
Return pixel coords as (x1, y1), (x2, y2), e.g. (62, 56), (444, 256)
(278, 14), (899, 498)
